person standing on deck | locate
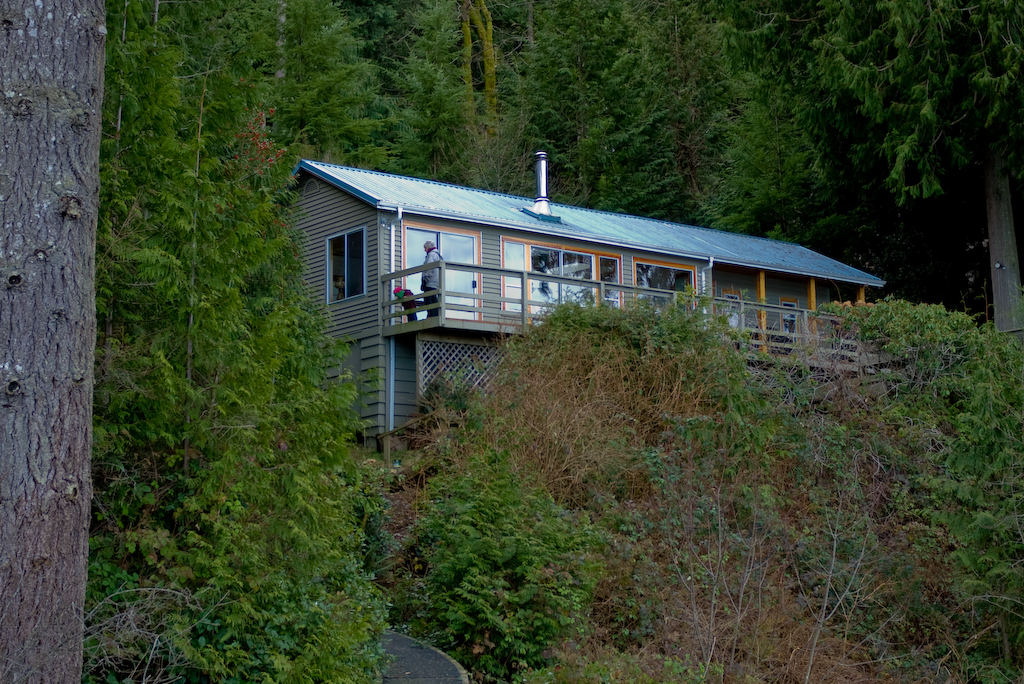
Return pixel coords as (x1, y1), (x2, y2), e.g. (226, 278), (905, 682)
(421, 241), (443, 318)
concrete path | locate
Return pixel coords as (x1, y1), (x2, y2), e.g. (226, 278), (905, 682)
(381, 632), (469, 684)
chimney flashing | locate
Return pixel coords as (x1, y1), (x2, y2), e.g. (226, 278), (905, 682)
(521, 206), (562, 223)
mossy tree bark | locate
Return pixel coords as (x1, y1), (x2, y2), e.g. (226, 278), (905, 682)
(460, 0), (475, 124)
(468, 0), (497, 131)
(984, 150), (1023, 333)
(0, 1), (105, 681)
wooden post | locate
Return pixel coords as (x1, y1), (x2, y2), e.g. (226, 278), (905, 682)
(856, 285), (866, 304)
(756, 270), (767, 351)
(438, 263), (446, 321)
(808, 277), (818, 336)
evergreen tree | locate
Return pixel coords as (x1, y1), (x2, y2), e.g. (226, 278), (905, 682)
(87, 1), (386, 680)
(273, 0), (387, 164)
(0, 1), (104, 681)
(719, 0), (1024, 322)
(525, 0), (729, 221)
(391, 0), (472, 180)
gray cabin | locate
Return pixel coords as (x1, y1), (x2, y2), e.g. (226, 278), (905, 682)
(292, 155), (885, 441)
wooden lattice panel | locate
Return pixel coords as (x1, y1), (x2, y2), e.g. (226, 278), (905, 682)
(418, 338), (502, 393)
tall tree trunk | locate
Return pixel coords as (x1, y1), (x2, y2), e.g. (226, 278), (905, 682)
(0, 1), (104, 682)
(460, 0), (475, 124)
(468, 0), (497, 132)
(984, 149), (1023, 332)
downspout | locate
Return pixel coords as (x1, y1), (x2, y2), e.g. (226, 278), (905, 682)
(388, 337), (395, 432)
(387, 208), (401, 433)
(700, 256), (715, 297)
(700, 257), (715, 316)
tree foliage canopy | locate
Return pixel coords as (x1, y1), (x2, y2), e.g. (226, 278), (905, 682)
(87, 1), (387, 681)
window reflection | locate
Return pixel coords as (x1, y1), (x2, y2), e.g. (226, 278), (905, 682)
(329, 229), (365, 302)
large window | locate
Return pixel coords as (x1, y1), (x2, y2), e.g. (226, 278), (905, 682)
(635, 262), (693, 292)
(328, 228), (365, 302)
(530, 247), (594, 306)
(502, 241), (620, 311)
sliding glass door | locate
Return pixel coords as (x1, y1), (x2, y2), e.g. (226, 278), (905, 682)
(406, 227), (479, 321)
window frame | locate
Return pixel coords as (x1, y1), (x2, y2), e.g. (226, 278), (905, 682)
(326, 226), (367, 303)
(500, 237), (622, 310)
(402, 220), (483, 320)
(780, 296), (799, 333)
(599, 255), (622, 307)
(721, 289), (741, 327)
(633, 258), (697, 295)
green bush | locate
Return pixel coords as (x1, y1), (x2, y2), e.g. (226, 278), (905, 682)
(398, 450), (600, 680)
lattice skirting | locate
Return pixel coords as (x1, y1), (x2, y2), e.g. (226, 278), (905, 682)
(417, 336), (503, 393)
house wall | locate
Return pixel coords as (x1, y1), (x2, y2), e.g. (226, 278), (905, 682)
(297, 174), (856, 438)
(295, 173), (393, 435)
(714, 266), (833, 308)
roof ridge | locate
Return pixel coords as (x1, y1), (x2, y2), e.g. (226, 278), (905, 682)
(305, 160), (536, 204)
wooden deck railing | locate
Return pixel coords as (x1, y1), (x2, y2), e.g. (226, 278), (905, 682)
(380, 262), (870, 368)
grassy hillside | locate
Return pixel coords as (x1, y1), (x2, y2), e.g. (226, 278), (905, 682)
(379, 299), (1024, 683)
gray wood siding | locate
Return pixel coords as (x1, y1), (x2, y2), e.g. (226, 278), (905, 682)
(621, 255), (635, 286)
(393, 336), (418, 428)
(714, 271), (758, 299)
(295, 174), (388, 435)
(715, 269), (832, 311)
(359, 334), (386, 435)
(769, 276), (810, 309)
(294, 173), (380, 339)
(480, 231), (502, 317)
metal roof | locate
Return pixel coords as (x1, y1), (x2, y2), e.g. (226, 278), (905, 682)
(296, 160), (885, 287)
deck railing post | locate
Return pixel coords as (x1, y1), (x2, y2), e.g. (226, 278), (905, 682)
(521, 270), (528, 327)
(438, 263), (446, 322)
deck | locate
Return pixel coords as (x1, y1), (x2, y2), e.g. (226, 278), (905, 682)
(380, 262), (880, 372)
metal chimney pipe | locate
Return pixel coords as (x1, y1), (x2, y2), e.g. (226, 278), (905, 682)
(532, 151), (551, 215)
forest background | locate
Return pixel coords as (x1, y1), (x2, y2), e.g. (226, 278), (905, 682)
(80, 0), (1024, 682)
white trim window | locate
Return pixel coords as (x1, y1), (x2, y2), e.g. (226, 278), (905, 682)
(780, 297), (798, 333)
(327, 228), (365, 302)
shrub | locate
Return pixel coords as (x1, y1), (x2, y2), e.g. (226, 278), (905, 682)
(479, 301), (746, 505)
(398, 449), (600, 681)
